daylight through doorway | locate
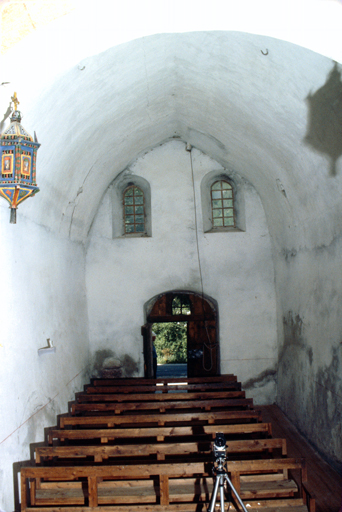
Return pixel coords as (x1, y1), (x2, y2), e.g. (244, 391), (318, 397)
(152, 322), (188, 378)
(144, 290), (219, 378)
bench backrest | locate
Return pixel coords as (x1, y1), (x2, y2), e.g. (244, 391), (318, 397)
(21, 458), (307, 510)
(49, 422), (271, 444)
(71, 397), (253, 415)
(36, 437), (287, 463)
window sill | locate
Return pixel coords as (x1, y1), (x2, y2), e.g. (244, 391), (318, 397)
(204, 227), (245, 233)
(120, 233), (151, 238)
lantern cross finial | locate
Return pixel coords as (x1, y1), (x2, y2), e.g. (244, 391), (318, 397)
(11, 92), (20, 111)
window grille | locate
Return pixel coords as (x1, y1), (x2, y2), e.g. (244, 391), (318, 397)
(211, 180), (235, 228)
(123, 185), (145, 234)
(172, 295), (191, 315)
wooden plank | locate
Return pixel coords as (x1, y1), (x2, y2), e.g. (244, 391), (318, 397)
(166, 479), (297, 501)
(21, 459), (305, 480)
(159, 475), (169, 506)
(36, 438), (286, 463)
(24, 505), (208, 512)
(25, 505), (309, 512)
(60, 409), (263, 429)
(48, 423), (269, 444)
(28, 476), (303, 509)
(77, 390), (246, 402)
(71, 397), (253, 415)
(91, 375), (237, 386)
(21, 473), (28, 511)
(86, 381), (242, 394)
(240, 479), (297, 499)
(88, 476), (97, 507)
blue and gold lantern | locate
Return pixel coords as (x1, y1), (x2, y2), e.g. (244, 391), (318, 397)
(0, 93), (40, 223)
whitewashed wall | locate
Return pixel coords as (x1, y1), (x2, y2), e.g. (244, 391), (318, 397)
(86, 141), (277, 402)
(0, 207), (89, 512)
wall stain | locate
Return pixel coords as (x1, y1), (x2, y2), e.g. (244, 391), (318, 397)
(243, 368), (277, 390)
(310, 346), (342, 472)
(92, 349), (138, 378)
(283, 311), (304, 346)
(279, 311), (313, 372)
(281, 248), (297, 261)
(278, 312), (341, 473)
(92, 349), (115, 377)
(121, 354), (139, 377)
(304, 62), (342, 176)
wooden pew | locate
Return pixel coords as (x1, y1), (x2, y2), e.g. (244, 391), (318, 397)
(48, 423), (270, 445)
(85, 380), (242, 394)
(91, 375), (238, 387)
(59, 409), (264, 429)
(36, 437), (287, 463)
(71, 397), (254, 415)
(77, 390), (246, 402)
(21, 459), (314, 511)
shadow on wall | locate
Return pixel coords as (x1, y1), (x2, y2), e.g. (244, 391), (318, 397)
(304, 62), (342, 176)
(92, 349), (139, 378)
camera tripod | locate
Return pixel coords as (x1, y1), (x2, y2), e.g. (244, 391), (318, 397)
(207, 436), (248, 512)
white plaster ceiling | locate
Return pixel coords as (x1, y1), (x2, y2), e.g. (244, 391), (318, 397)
(1, 1), (342, 250)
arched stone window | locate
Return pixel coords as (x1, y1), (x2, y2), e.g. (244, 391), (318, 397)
(111, 171), (152, 238)
(211, 180), (235, 228)
(123, 185), (145, 234)
(201, 171), (245, 232)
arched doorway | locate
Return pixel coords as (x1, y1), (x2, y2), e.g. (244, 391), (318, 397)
(142, 291), (219, 378)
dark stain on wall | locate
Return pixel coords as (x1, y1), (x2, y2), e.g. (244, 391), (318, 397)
(304, 62), (342, 176)
(121, 354), (139, 377)
(243, 368), (277, 390)
(92, 349), (139, 378)
(279, 311), (313, 371)
(283, 311), (304, 346)
(310, 346), (342, 473)
(92, 349), (115, 377)
(278, 312), (342, 473)
(281, 248), (297, 261)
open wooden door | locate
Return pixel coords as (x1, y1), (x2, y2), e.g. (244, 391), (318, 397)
(141, 323), (153, 378)
(187, 318), (217, 377)
(145, 291), (219, 378)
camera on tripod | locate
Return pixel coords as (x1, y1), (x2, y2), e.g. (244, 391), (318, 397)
(213, 432), (227, 461)
(208, 432), (249, 512)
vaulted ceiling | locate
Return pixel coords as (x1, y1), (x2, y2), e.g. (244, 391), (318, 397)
(1, 1), (342, 250)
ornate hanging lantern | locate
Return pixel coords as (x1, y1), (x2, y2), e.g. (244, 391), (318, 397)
(0, 93), (40, 223)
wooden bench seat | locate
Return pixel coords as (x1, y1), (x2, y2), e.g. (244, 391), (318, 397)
(36, 438), (287, 463)
(48, 422), (270, 445)
(60, 409), (263, 429)
(85, 380), (242, 394)
(21, 459), (313, 511)
(77, 390), (246, 403)
(33, 478), (298, 504)
(71, 397), (253, 415)
(91, 375), (238, 387)
(22, 504), (311, 512)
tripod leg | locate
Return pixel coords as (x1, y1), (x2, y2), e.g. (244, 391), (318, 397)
(219, 476), (225, 512)
(223, 474), (248, 512)
(208, 475), (221, 512)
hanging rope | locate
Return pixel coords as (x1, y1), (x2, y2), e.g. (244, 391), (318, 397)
(188, 145), (217, 372)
